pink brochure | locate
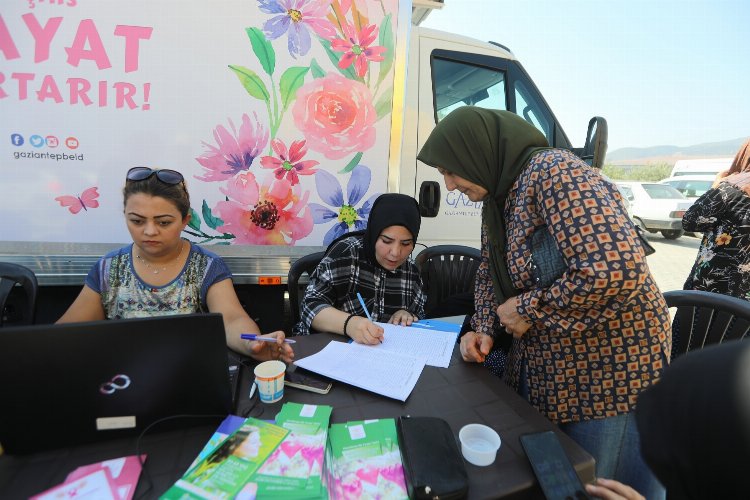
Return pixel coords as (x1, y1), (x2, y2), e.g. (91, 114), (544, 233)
(64, 455), (146, 500)
(30, 469), (119, 500)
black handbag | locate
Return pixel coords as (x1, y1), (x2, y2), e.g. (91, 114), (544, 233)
(530, 223), (655, 287)
(397, 416), (469, 500)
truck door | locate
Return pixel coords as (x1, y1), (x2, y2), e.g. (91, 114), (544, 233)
(413, 42), (569, 248)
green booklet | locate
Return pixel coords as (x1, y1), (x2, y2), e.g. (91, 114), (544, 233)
(253, 403), (333, 499)
(326, 419), (408, 499)
(161, 418), (289, 499)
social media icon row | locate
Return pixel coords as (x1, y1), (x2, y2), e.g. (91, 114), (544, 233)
(10, 134), (79, 150)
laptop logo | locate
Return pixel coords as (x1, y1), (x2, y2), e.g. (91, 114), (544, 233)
(99, 374), (131, 395)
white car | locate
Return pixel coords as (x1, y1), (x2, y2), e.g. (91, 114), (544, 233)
(659, 175), (715, 200)
(616, 182), (693, 239)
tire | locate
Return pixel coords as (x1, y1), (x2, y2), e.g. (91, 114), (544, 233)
(661, 229), (684, 240)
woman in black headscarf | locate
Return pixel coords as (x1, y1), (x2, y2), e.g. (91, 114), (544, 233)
(294, 193), (425, 344)
(418, 107), (670, 498)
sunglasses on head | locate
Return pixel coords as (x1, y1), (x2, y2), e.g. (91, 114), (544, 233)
(126, 167), (184, 185)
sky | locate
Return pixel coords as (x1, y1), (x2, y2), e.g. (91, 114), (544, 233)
(422, 0), (749, 152)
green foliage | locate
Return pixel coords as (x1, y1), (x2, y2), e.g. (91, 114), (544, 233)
(602, 163), (672, 182)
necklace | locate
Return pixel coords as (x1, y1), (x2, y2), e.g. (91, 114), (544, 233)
(136, 240), (184, 275)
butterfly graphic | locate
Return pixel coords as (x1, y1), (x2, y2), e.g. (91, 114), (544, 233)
(55, 186), (100, 214)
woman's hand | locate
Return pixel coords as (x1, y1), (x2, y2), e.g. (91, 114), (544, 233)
(247, 330), (295, 364)
(496, 297), (531, 338)
(347, 316), (385, 345)
(389, 309), (417, 326)
(459, 331), (494, 363)
(585, 478), (645, 500)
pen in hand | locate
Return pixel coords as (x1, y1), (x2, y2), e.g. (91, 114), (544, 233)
(240, 333), (296, 344)
(356, 292), (373, 321)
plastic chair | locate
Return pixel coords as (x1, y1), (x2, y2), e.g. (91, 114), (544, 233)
(663, 290), (750, 360)
(0, 262), (39, 327)
(287, 252), (325, 326)
(415, 245), (481, 318)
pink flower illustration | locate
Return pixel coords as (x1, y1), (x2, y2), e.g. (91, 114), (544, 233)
(195, 114), (269, 182)
(292, 73), (377, 160)
(260, 138), (319, 185)
(331, 23), (386, 78)
(214, 172), (313, 245)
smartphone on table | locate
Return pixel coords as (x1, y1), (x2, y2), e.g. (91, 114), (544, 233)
(285, 365), (333, 394)
(519, 430), (590, 500)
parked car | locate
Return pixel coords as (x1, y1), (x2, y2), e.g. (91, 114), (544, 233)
(660, 175), (715, 200)
(615, 182), (692, 239)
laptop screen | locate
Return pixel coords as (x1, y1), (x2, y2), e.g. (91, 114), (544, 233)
(0, 313), (233, 455)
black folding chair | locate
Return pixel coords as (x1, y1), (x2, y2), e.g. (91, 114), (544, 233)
(287, 252), (325, 326)
(663, 290), (750, 360)
(0, 262), (39, 327)
(415, 245), (481, 318)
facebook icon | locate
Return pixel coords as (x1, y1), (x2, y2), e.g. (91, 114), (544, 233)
(11, 134), (24, 146)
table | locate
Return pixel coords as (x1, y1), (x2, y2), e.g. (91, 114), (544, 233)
(0, 333), (594, 500)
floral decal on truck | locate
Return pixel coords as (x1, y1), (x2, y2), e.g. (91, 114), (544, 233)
(188, 0), (397, 245)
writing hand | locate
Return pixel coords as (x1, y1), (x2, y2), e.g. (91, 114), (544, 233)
(348, 316), (384, 345)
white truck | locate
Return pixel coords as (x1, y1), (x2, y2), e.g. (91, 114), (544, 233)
(0, 0), (606, 329)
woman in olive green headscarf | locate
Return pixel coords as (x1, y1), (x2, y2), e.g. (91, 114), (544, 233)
(418, 107), (670, 499)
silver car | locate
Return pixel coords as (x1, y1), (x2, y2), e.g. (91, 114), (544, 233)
(616, 182), (693, 239)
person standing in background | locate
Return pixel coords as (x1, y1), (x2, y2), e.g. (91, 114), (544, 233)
(682, 138), (750, 301)
(417, 107), (670, 499)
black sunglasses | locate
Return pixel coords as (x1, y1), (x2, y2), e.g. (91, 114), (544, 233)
(126, 167), (184, 185)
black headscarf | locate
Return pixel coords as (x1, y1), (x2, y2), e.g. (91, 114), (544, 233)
(635, 341), (750, 499)
(362, 193), (421, 270)
(417, 107), (549, 302)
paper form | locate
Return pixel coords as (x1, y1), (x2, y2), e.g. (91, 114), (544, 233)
(374, 322), (459, 368)
(294, 341), (426, 401)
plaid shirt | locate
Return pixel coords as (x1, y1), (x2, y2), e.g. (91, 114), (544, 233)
(294, 235), (425, 335)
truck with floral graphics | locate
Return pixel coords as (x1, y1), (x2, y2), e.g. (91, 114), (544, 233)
(0, 0), (605, 329)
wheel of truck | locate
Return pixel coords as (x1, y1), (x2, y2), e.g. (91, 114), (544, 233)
(661, 229), (684, 240)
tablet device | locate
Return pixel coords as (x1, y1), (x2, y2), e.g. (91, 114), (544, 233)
(520, 431), (590, 500)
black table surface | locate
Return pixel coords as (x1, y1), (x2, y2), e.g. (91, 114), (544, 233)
(0, 333), (595, 500)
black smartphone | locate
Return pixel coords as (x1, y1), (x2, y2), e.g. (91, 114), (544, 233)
(284, 366), (333, 394)
(519, 431), (590, 500)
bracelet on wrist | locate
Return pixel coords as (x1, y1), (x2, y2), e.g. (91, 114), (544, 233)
(343, 314), (355, 338)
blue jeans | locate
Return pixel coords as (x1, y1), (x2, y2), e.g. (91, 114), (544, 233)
(559, 414), (665, 500)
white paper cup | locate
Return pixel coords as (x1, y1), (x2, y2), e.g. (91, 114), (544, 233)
(253, 360), (286, 403)
(459, 424), (501, 466)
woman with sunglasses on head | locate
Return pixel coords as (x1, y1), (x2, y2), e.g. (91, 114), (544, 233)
(57, 167), (294, 363)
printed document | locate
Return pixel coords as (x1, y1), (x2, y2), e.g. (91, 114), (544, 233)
(294, 342), (426, 401)
(374, 322), (458, 368)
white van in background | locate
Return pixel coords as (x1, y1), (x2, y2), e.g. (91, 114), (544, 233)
(669, 158), (733, 177)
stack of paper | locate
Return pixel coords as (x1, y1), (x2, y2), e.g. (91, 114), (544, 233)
(294, 322), (459, 401)
(31, 455), (144, 500)
(325, 419), (408, 500)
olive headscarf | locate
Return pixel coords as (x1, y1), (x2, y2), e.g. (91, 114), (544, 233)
(363, 193), (421, 271)
(417, 107), (549, 302)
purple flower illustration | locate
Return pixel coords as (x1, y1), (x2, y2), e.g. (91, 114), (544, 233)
(259, 0), (337, 58)
(195, 113), (269, 182)
(309, 165), (379, 245)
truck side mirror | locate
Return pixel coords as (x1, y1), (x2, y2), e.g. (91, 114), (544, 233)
(418, 181), (440, 217)
(580, 116), (608, 169)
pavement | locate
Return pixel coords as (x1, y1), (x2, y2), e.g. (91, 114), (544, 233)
(643, 232), (701, 294)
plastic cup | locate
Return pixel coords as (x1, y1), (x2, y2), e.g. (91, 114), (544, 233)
(459, 424), (501, 466)
(253, 360), (286, 403)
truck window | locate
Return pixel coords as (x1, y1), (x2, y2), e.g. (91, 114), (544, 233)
(432, 57), (507, 121)
(514, 79), (553, 141)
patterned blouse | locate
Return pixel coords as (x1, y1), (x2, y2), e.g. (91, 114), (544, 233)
(682, 182), (750, 301)
(85, 242), (231, 319)
(473, 148), (671, 423)
(294, 235), (425, 335)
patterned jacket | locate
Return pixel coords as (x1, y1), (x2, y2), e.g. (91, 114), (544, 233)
(473, 148), (672, 423)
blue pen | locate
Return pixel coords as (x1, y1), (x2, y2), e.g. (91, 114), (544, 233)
(356, 292), (373, 321)
(240, 333), (296, 344)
